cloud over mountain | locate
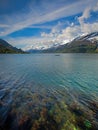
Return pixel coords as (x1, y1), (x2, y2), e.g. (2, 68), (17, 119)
(0, 0), (98, 50)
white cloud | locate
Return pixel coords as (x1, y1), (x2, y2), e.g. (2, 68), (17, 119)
(40, 3), (98, 46)
(6, 36), (55, 50)
(41, 21), (64, 38)
(1, 0), (98, 50)
(78, 7), (91, 26)
(0, 24), (10, 28)
(6, 21), (98, 51)
(93, 2), (98, 11)
(58, 26), (81, 40)
(81, 22), (98, 33)
(0, 0), (97, 36)
(58, 3), (98, 41)
(77, 4), (98, 33)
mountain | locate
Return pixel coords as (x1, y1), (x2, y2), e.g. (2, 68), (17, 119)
(0, 39), (24, 53)
(43, 32), (98, 53)
(74, 32), (98, 41)
(26, 49), (42, 53)
(26, 41), (64, 53)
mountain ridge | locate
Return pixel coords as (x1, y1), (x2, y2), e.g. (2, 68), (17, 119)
(42, 32), (98, 53)
(0, 39), (24, 53)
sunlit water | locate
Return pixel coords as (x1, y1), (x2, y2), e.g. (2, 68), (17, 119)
(0, 54), (98, 130)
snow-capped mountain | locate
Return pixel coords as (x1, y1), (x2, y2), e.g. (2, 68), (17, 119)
(74, 32), (98, 41)
(26, 32), (98, 53)
(42, 32), (98, 53)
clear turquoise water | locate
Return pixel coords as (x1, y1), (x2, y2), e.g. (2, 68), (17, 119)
(0, 54), (98, 130)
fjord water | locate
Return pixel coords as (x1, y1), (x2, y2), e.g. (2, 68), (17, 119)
(0, 54), (98, 130)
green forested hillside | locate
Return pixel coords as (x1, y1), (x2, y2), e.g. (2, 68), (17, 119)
(0, 39), (24, 53)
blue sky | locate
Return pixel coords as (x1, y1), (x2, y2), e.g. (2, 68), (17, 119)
(0, 0), (98, 50)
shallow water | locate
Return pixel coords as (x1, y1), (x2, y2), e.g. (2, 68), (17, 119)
(0, 54), (98, 130)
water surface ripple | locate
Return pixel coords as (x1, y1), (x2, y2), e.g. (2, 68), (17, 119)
(0, 54), (98, 130)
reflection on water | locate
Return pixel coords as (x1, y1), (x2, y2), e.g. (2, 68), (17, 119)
(0, 54), (98, 130)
